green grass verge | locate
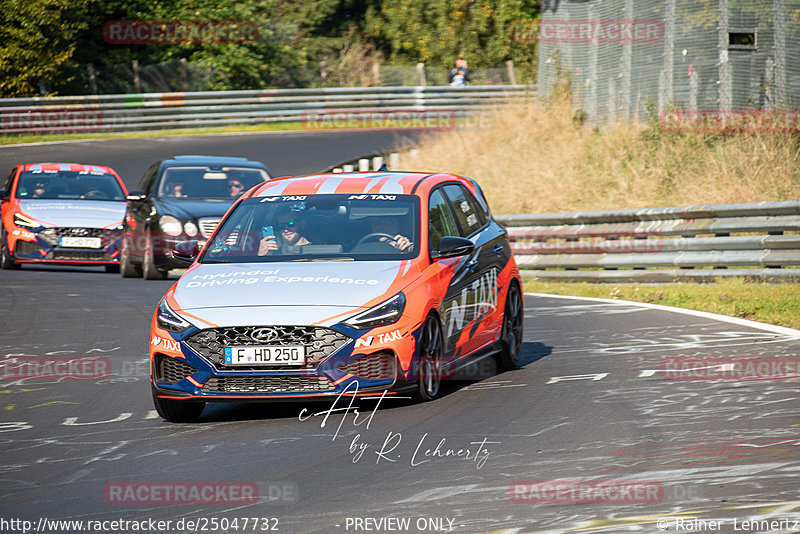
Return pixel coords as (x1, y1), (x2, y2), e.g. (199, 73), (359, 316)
(523, 278), (800, 330)
(0, 122), (307, 146)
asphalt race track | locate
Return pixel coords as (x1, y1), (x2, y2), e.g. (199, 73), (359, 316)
(1, 132), (800, 534)
(0, 130), (422, 189)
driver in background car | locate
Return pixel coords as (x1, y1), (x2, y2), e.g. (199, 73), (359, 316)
(367, 215), (413, 251)
(164, 178), (186, 198)
(257, 209), (312, 255)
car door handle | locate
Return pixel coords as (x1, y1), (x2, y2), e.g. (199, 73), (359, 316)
(467, 259), (478, 272)
(492, 244), (503, 256)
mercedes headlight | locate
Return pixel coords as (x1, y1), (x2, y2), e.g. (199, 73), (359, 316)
(14, 212), (43, 230)
(343, 293), (405, 330)
(183, 221), (199, 237)
(159, 215), (183, 237)
(156, 298), (192, 333)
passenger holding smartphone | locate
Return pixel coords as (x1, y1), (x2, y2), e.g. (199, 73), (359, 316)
(257, 211), (311, 255)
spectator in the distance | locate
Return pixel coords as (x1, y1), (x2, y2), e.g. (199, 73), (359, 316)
(449, 56), (470, 87)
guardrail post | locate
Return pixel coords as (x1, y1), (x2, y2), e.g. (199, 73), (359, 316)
(87, 63), (98, 95)
(132, 60), (142, 93)
(180, 58), (189, 92)
(372, 61), (381, 86)
(506, 60), (517, 85)
(416, 63), (427, 87)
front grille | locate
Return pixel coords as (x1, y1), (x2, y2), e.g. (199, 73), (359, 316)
(185, 326), (350, 370)
(338, 352), (397, 380)
(156, 356), (199, 383)
(38, 227), (120, 247)
(198, 218), (221, 239)
(203, 375), (333, 393)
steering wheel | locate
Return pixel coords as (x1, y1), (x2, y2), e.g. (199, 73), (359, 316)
(84, 190), (108, 199)
(355, 232), (395, 248)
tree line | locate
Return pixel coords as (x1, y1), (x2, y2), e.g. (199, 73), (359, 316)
(0, 0), (541, 97)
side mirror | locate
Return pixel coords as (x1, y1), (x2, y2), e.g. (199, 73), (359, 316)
(0, 189), (6, 200)
(171, 240), (199, 265)
(127, 190), (147, 201)
(432, 236), (475, 260)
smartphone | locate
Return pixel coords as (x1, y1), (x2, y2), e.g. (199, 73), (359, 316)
(261, 226), (274, 239)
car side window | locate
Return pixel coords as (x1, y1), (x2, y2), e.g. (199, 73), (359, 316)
(442, 184), (486, 237)
(2, 168), (16, 197)
(428, 188), (459, 252)
(138, 163), (160, 193)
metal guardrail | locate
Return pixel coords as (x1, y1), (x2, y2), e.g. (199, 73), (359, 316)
(0, 85), (536, 134)
(320, 155), (800, 282)
(495, 201), (800, 282)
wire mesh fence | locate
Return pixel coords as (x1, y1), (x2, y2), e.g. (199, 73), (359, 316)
(84, 62), (516, 95)
(536, 0), (800, 127)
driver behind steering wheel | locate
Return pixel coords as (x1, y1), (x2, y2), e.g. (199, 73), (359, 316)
(367, 216), (413, 251)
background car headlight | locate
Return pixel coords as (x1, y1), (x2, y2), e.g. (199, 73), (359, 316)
(14, 212), (43, 230)
(159, 215), (183, 236)
(343, 293), (406, 329)
(183, 221), (199, 237)
(156, 299), (192, 333)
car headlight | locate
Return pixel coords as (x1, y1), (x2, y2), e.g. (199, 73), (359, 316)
(156, 298), (192, 333)
(159, 215), (183, 237)
(343, 293), (405, 330)
(183, 221), (199, 237)
(14, 212), (43, 230)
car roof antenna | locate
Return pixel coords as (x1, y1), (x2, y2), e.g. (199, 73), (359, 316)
(377, 162), (389, 172)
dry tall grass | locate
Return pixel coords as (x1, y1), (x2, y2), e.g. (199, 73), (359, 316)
(398, 100), (800, 214)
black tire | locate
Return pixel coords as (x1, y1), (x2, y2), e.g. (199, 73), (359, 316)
(119, 235), (141, 278)
(142, 233), (168, 280)
(105, 264), (120, 273)
(411, 315), (444, 402)
(151, 387), (205, 422)
(0, 231), (20, 270)
(495, 281), (524, 372)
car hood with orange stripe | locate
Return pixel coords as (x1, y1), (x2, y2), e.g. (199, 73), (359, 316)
(172, 260), (419, 327)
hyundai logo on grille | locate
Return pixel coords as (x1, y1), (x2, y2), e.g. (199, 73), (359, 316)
(251, 328), (279, 342)
(71, 228), (89, 236)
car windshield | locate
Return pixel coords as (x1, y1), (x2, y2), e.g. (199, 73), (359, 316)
(157, 166), (269, 199)
(15, 170), (125, 201)
(201, 194), (420, 263)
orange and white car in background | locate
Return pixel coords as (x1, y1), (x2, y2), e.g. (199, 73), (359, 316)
(0, 163), (128, 271)
(149, 171), (524, 422)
